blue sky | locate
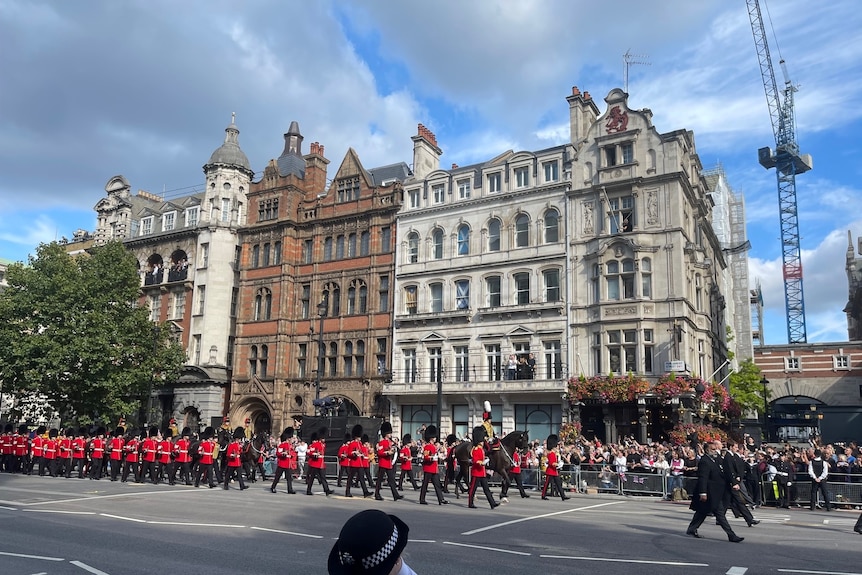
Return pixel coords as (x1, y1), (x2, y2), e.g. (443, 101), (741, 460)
(1, 0), (861, 347)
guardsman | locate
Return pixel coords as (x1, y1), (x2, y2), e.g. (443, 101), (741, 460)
(361, 434), (374, 488)
(1, 424), (13, 471)
(443, 434), (459, 493)
(108, 427), (125, 481)
(13, 425), (29, 474)
(57, 428), (73, 478)
(345, 425), (371, 498)
(502, 446), (531, 499)
(70, 428), (87, 479)
(43, 428), (58, 477)
(223, 426), (248, 490)
(481, 401), (499, 451)
(30, 425), (47, 475)
(174, 427), (193, 485)
(157, 428), (175, 485)
(168, 418), (179, 439)
(194, 427), (217, 488)
(336, 433), (351, 488)
(270, 427), (297, 494)
(468, 426), (498, 509)
(140, 426), (159, 484)
(541, 434), (569, 501)
(306, 428), (333, 496)
(397, 434), (419, 491)
(418, 425), (448, 506)
(374, 422), (402, 502)
(88, 427), (106, 480)
(121, 430), (141, 482)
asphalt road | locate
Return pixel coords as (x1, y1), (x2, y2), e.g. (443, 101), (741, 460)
(1, 473), (860, 575)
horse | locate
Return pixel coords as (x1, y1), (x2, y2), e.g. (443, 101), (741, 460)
(453, 430), (530, 501)
(241, 431), (270, 482)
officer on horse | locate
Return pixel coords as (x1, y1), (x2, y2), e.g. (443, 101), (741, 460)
(481, 401), (500, 452)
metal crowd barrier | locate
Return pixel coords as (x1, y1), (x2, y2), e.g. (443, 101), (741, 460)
(758, 475), (862, 509)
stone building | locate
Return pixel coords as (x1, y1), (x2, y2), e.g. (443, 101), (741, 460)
(385, 87), (736, 444)
(846, 231), (862, 341)
(229, 121), (408, 434)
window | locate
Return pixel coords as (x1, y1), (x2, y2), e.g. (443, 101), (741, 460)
(141, 216), (153, 236)
(544, 340), (562, 379)
(428, 347), (443, 383)
(408, 189), (420, 208)
(149, 294), (161, 322)
(328, 342), (338, 376)
(514, 166), (529, 188)
(379, 274), (390, 313)
(784, 357), (801, 371)
(377, 338), (388, 377)
(403, 349), (417, 383)
(641, 258), (652, 299)
(514, 272), (530, 305)
(430, 283), (443, 313)
(452, 405), (470, 440)
(254, 288), (272, 321)
(454, 345), (469, 382)
(486, 344), (502, 381)
(336, 235), (345, 260)
(606, 261), (620, 301)
(262, 242), (270, 267)
(230, 288), (238, 317)
(621, 142), (634, 164)
(605, 146), (617, 167)
(622, 259), (635, 299)
(273, 241), (282, 265)
(514, 404), (562, 445)
(405, 286), (417, 315)
(323, 283), (340, 316)
(324, 237), (333, 261)
(381, 227), (391, 253)
(344, 341), (354, 376)
(486, 276), (501, 307)
(193, 335), (202, 365)
(432, 229), (444, 259)
(220, 198), (231, 222)
(487, 172), (501, 193)
(432, 184), (445, 204)
(515, 214), (529, 247)
(347, 284), (357, 315)
(302, 239), (313, 263)
(347, 234), (356, 258)
(458, 179), (471, 199)
(543, 269), (560, 302)
(457, 225), (470, 255)
(249, 345), (258, 376)
(337, 177), (360, 202)
(347, 280), (367, 315)
(298, 343), (307, 379)
(162, 212), (175, 231)
(259, 198), (278, 220)
(199, 243), (209, 268)
(644, 329), (654, 373)
(607, 329), (637, 374)
(543, 160), (559, 183)
(608, 196), (634, 233)
(488, 219), (501, 251)
(407, 232), (420, 263)
(251, 244), (260, 268)
(591, 264), (600, 304)
(169, 291), (185, 319)
(544, 209), (559, 243)
(356, 340), (365, 376)
(300, 284), (310, 318)
(834, 355), (850, 370)
(360, 231), (370, 256)
(358, 282), (368, 314)
(695, 274), (703, 311)
(259, 344), (269, 378)
(196, 285), (206, 314)
(185, 206), (199, 227)
(455, 279), (470, 309)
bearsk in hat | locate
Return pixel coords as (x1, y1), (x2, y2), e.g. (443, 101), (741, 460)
(232, 426), (245, 440)
(472, 426), (487, 446)
(380, 421), (392, 436)
(351, 424), (363, 439)
(546, 434), (560, 451)
(424, 424), (437, 442)
(280, 427), (295, 442)
(148, 426), (159, 438)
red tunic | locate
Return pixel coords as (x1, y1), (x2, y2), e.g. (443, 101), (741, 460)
(376, 438), (395, 470)
(470, 445), (486, 478)
(123, 438), (139, 462)
(89, 437), (105, 460)
(276, 441), (296, 469)
(43, 438), (57, 460)
(58, 437), (72, 459)
(140, 438), (157, 462)
(225, 440), (242, 467)
(14, 434), (29, 457)
(545, 450), (559, 476)
(399, 445), (412, 471)
(157, 439), (172, 464)
(511, 451), (522, 474)
(31, 436), (44, 458)
(174, 438), (191, 463)
(72, 437), (86, 460)
(421, 443), (439, 474)
(307, 440), (326, 469)
(1, 432), (13, 455)
(198, 439), (215, 465)
(347, 439), (364, 468)
(109, 437), (124, 461)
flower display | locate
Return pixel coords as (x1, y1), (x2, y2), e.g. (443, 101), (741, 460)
(558, 421), (582, 444)
(668, 422), (728, 446)
(652, 373), (696, 403)
(567, 373), (650, 403)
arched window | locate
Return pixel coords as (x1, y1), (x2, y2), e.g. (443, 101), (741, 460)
(432, 229), (444, 259)
(515, 214), (530, 247)
(328, 341), (338, 376)
(324, 237), (333, 261)
(347, 284), (356, 315)
(260, 344), (268, 378)
(488, 219), (501, 251)
(348, 233), (357, 258)
(641, 258), (652, 299)
(606, 260), (620, 301)
(262, 242), (270, 266)
(323, 282), (340, 316)
(273, 241), (282, 265)
(356, 340), (366, 376)
(254, 288), (272, 320)
(544, 209), (559, 243)
(457, 224), (470, 255)
(249, 345), (258, 376)
(360, 231), (370, 256)
(251, 244), (260, 268)
(336, 235), (345, 259)
(407, 232), (420, 263)
(358, 281), (368, 313)
(344, 341), (354, 376)
(622, 259), (635, 299)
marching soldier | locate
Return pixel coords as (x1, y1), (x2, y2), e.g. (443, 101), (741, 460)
(374, 422), (402, 502)
(502, 446), (531, 499)
(70, 428), (88, 479)
(223, 427), (248, 490)
(57, 428), (74, 478)
(121, 430), (140, 483)
(108, 427), (125, 481)
(88, 427), (106, 480)
(174, 427), (193, 486)
(1, 424), (13, 472)
(13, 425), (29, 474)
(336, 433), (351, 488)
(361, 433), (374, 489)
(305, 428), (333, 496)
(157, 428), (175, 485)
(468, 426), (498, 509)
(397, 434), (419, 491)
(43, 428), (58, 477)
(541, 434), (569, 501)
(270, 427), (297, 494)
(345, 425), (371, 498)
(139, 426), (159, 484)
(194, 427), (218, 488)
(418, 425), (448, 506)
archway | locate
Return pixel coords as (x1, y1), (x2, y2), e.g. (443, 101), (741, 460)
(770, 396), (825, 443)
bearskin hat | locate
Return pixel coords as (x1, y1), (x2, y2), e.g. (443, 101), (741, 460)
(18, 424), (29, 435)
(201, 426), (214, 440)
(424, 424), (437, 442)
(181, 427), (191, 437)
(163, 428), (173, 439)
(546, 434), (559, 451)
(344, 432), (352, 442)
(78, 427), (88, 437)
(36, 425), (47, 435)
(148, 426), (159, 438)
(351, 424), (363, 439)
(380, 421), (393, 436)
(281, 427), (295, 441)
(446, 433), (458, 446)
(472, 426), (486, 446)
(96, 426), (106, 436)
(113, 427), (124, 437)
(3, 424), (12, 433)
(48, 428), (59, 438)
(233, 426), (245, 440)
(310, 432), (319, 442)
(65, 427), (75, 436)
(402, 434), (412, 444)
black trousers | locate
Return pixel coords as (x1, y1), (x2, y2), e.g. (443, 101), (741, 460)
(176, 461), (192, 485)
(194, 463), (216, 487)
(139, 460), (157, 483)
(375, 466), (399, 500)
(157, 461), (175, 484)
(502, 471), (530, 498)
(776, 477), (789, 507)
(223, 466), (246, 489)
(121, 460), (139, 482)
(469, 475), (496, 508)
(810, 480), (831, 510)
(398, 468), (419, 490)
(420, 471), (446, 504)
(729, 488), (755, 524)
(69, 458), (87, 479)
(688, 503), (738, 540)
(270, 467), (295, 493)
(345, 467), (370, 496)
(306, 466), (331, 494)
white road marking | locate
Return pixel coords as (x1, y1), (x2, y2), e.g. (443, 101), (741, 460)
(461, 500), (626, 535)
(147, 521), (245, 528)
(778, 570), (862, 575)
(99, 513), (146, 523)
(70, 560), (111, 574)
(407, 539), (436, 543)
(540, 554), (709, 567)
(444, 541), (531, 556)
(0, 505), (18, 510)
(250, 526), (323, 539)
(0, 550), (64, 561)
(727, 567), (748, 575)
(23, 490), (189, 507)
(21, 510), (96, 515)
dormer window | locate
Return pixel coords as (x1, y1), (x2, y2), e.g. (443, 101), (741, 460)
(337, 177), (360, 203)
(162, 211), (176, 232)
(185, 207), (199, 227)
(487, 173), (501, 193)
(543, 160), (559, 183)
(432, 183), (445, 204)
(408, 188), (420, 209)
(458, 179), (471, 199)
(514, 166), (529, 188)
(141, 216), (154, 236)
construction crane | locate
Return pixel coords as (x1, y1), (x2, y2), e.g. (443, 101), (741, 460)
(746, 0), (813, 344)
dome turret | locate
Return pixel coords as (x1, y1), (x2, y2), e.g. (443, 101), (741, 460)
(206, 113), (252, 173)
(277, 120), (305, 178)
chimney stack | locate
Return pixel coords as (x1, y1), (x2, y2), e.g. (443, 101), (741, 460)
(567, 85), (600, 145)
(412, 123), (442, 179)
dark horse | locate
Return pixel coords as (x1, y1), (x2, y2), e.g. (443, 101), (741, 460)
(453, 430), (529, 501)
(216, 428), (269, 483)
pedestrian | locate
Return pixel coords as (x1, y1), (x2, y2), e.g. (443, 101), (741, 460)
(328, 509), (417, 575)
(418, 425), (448, 506)
(270, 427), (297, 494)
(223, 427), (248, 490)
(374, 422), (402, 502)
(467, 426), (497, 509)
(686, 439), (744, 543)
(808, 449), (832, 511)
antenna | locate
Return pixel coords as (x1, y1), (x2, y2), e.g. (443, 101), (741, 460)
(623, 49), (650, 93)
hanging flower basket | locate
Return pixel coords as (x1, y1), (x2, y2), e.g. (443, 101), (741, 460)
(567, 373), (650, 403)
(652, 373), (696, 403)
(558, 422), (581, 444)
(668, 422), (728, 446)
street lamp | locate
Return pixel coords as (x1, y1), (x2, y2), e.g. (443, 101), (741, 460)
(315, 300), (327, 402)
(760, 375), (770, 442)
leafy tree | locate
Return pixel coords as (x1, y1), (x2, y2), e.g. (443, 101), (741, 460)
(728, 358), (767, 417)
(0, 241), (185, 425)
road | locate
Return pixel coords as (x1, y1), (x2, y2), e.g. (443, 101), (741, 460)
(1, 473), (859, 575)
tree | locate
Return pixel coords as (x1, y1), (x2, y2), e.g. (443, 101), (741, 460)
(728, 358), (767, 417)
(0, 241), (185, 425)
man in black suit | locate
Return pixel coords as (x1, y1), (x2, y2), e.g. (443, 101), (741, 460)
(686, 439), (744, 543)
(723, 442), (758, 527)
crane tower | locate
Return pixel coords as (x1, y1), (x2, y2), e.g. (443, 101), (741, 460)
(746, 0), (813, 344)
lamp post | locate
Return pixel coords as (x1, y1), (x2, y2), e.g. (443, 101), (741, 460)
(315, 300), (327, 402)
(760, 375), (770, 442)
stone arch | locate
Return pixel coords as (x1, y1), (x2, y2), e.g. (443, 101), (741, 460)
(229, 397), (273, 434)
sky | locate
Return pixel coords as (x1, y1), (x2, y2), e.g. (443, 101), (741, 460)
(1, 0), (861, 347)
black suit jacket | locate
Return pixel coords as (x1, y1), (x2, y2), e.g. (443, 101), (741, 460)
(690, 453), (731, 514)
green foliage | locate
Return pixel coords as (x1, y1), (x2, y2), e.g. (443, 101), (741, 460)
(0, 241), (185, 424)
(728, 358), (767, 416)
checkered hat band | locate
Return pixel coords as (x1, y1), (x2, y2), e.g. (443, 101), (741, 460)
(339, 524), (399, 570)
